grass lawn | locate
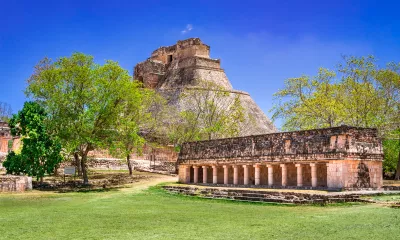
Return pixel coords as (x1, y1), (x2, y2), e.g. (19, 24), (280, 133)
(0, 177), (399, 239)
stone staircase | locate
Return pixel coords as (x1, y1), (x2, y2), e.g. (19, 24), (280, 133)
(162, 186), (373, 204)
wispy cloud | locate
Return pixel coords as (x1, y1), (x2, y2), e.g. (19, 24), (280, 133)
(181, 24), (193, 34)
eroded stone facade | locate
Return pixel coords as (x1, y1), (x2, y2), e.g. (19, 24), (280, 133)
(133, 38), (277, 135)
(0, 175), (32, 192)
(177, 126), (383, 190)
(0, 121), (21, 169)
(0, 121), (11, 154)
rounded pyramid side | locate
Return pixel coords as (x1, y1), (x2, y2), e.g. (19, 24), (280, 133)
(238, 93), (277, 135)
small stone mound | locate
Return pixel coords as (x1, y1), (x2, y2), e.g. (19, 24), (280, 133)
(0, 175), (32, 192)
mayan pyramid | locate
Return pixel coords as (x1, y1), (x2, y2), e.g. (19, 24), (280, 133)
(133, 38), (277, 135)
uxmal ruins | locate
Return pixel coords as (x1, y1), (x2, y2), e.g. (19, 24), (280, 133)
(134, 38), (277, 135)
(178, 126), (383, 190)
(135, 38), (384, 190)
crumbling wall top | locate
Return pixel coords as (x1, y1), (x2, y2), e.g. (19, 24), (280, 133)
(178, 126), (383, 162)
(150, 38), (210, 63)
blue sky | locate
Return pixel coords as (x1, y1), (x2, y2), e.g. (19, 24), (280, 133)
(1, 0), (399, 129)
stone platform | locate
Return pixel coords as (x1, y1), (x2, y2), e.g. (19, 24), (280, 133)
(0, 175), (32, 192)
(163, 185), (400, 205)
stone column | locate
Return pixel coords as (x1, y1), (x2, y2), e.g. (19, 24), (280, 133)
(184, 166), (191, 184)
(202, 166), (208, 183)
(295, 164), (303, 187)
(233, 165), (239, 185)
(223, 165), (229, 184)
(310, 163), (317, 187)
(243, 165), (249, 185)
(193, 166), (199, 184)
(212, 166), (218, 184)
(280, 164), (287, 187)
(267, 164), (274, 186)
(254, 164), (261, 186)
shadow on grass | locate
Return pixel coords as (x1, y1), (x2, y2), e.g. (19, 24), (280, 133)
(56, 187), (120, 194)
(32, 182), (124, 194)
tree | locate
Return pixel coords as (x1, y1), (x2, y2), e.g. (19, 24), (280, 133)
(0, 102), (12, 122)
(169, 80), (247, 145)
(376, 63), (400, 178)
(271, 56), (400, 177)
(3, 102), (62, 182)
(382, 139), (400, 176)
(271, 68), (343, 130)
(26, 53), (137, 184)
(109, 83), (167, 175)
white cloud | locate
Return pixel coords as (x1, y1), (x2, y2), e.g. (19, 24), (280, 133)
(181, 24), (193, 34)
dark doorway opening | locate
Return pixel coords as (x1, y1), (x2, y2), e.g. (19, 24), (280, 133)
(167, 55), (173, 63)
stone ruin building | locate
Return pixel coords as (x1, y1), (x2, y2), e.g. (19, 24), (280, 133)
(0, 121), (20, 157)
(0, 120), (11, 154)
(0, 122), (32, 193)
(0, 121), (21, 171)
(134, 38), (277, 135)
(177, 126), (383, 190)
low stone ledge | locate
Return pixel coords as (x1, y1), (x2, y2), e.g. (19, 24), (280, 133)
(383, 186), (400, 191)
(192, 183), (342, 191)
(0, 175), (32, 192)
(162, 185), (383, 205)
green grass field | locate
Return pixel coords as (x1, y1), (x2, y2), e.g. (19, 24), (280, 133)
(1, 176), (400, 240)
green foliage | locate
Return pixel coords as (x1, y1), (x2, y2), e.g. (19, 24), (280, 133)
(272, 68), (342, 130)
(108, 82), (168, 174)
(383, 139), (400, 174)
(3, 102), (62, 180)
(169, 80), (247, 145)
(26, 53), (151, 183)
(272, 56), (400, 134)
(3, 152), (24, 174)
(7, 140), (13, 151)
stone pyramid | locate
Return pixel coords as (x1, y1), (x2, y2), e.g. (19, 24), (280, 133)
(134, 38), (277, 135)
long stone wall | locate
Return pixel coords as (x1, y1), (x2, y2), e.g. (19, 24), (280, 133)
(177, 126), (383, 190)
(178, 126), (383, 163)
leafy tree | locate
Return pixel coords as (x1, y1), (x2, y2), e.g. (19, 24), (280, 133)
(271, 68), (342, 129)
(0, 102), (12, 122)
(3, 102), (62, 182)
(382, 139), (400, 176)
(169, 80), (247, 145)
(26, 53), (137, 184)
(271, 56), (400, 177)
(109, 83), (167, 175)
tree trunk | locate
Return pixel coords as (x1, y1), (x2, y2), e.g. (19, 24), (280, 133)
(395, 149), (400, 180)
(53, 164), (59, 176)
(149, 152), (153, 169)
(127, 154), (133, 176)
(74, 152), (82, 176)
(81, 153), (89, 185)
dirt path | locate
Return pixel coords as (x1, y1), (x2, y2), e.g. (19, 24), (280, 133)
(120, 174), (178, 193)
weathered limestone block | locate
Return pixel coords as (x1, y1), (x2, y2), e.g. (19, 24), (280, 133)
(0, 175), (32, 192)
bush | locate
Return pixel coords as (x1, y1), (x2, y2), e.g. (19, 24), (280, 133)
(3, 151), (25, 175)
(383, 139), (400, 177)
